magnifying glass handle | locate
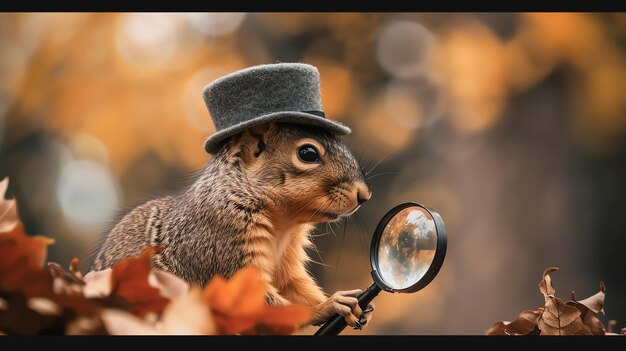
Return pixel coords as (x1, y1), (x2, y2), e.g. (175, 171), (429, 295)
(314, 283), (382, 336)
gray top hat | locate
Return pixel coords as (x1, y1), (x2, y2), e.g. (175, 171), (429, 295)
(202, 63), (351, 154)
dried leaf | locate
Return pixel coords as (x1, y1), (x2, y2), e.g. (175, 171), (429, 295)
(0, 223), (54, 271)
(0, 225), (98, 335)
(100, 309), (160, 335)
(0, 178), (18, 234)
(0, 224), (55, 296)
(567, 283), (607, 335)
(539, 267), (558, 301)
(109, 248), (170, 317)
(83, 269), (112, 298)
(148, 270), (189, 300)
(156, 288), (214, 334)
(48, 262), (84, 296)
(202, 266), (311, 335)
(538, 296), (592, 335)
(486, 310), (541, 335)
(575, 282), (606, 314)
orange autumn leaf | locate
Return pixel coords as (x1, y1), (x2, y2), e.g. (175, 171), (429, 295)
(0, 177), (54, 271)
(0, 207), (98, 331)
(0, 223), (55, 270)
(110, 247), (170, 317)
(0, 223), (55, 296)
(0, 177), (55, 298)
(202, 266), (311, 335)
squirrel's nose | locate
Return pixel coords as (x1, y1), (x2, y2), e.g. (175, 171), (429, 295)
(355, 181), (372, 205)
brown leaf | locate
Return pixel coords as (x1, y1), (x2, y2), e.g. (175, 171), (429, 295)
(0, 178), (18, 234)
(148, 270), (189, 300)
(575, 281), (606, 315)
(567, 282), (607, 335)
(83, 269), (112, 298)
(0, 224), (55, 296)
(47, 262), (85, 296)
(539, 267), (559, 301)
(156, 287), (215, 334)
(100, 309), (161, 335)
(202, 266), (311, 335)
(486, 310), (541, 335)
(0, 189), (55, 299)
(0, 223), (55, 271)
(538, 296), (592, 335)
(110, 248), (170, 316)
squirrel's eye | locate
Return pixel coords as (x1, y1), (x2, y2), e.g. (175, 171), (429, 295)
(297, 144), (321, 163)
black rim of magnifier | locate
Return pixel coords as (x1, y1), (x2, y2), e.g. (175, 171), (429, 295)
(369, 202), (447, 294)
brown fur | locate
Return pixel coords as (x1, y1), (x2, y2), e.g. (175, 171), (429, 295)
(92, 122), (372, 327)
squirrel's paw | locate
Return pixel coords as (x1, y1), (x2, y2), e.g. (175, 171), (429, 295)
(310, 289), (366, 328)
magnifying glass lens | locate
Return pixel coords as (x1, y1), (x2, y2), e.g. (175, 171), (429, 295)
(377, 207), (437, 290)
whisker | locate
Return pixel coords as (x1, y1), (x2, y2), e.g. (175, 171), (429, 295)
(308, 258), (331, 268)
(309, 231), (332, 238)
(365, 150), (398, 176)
(367, 171), (420, 182)
(352, 213), (366, 250)
(325, 223), (335, 238)
(356, 139), (374, 170)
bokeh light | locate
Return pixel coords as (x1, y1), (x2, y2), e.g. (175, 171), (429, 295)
(116, 13), (182, 68)
(376, 20), (434, 78)
(182, 13), (246, 37)
(57, 160), (120, 232)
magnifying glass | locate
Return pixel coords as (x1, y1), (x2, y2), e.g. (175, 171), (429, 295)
(315, 202), (447, 335)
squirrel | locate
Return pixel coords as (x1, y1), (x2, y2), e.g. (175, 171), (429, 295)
(92, 121), (373, 329)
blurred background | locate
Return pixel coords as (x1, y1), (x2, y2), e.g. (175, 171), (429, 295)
(1, 13), (626, 335)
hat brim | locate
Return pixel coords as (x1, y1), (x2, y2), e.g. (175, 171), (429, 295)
(203, 111), (351, 154)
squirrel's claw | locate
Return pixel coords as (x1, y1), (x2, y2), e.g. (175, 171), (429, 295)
(357, 303), (375, 330)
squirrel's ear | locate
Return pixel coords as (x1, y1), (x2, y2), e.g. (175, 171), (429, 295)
(242, 128), (265, 158)
(248, 123), (278, 157)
